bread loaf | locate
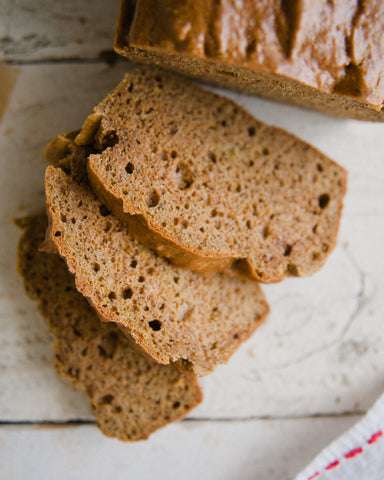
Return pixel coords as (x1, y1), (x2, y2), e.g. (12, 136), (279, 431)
(44, 166), (269, 376)
(17, 214), (202, 441)
(71, 67), (347, 283)
(115, 0), (384, 121)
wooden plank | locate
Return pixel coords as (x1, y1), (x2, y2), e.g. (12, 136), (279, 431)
(0, 0), (120, 61)
(1, 63), (384, 421)
(0, 416), (360, 480)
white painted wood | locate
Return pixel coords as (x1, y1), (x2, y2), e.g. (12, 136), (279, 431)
(1, 64), (384, 423)
(0, 0), (120, 61)
(0, 416), (360, 480)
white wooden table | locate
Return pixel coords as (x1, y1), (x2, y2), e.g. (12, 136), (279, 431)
(1, 2), (384, 479)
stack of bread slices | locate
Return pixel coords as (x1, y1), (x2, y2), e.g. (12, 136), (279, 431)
(17, 66), (347, 441)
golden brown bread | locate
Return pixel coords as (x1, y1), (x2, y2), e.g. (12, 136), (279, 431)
(115, 0), (384, 121)
(44, 166), (269, 376)
(67, 67), (347, 283)
(16, 214), (202, 441)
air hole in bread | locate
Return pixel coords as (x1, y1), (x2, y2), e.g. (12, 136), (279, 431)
(54, 231), (61, 237)
(99, 204), (110, 217)
(262, 226), (269, 239)
(73, 327), (81, 337)
(262, 147), (270, 155)
(104, 221), (112, 232)
(148, 319), (162, 331)
(92, 262), (100, 272)
(287, 263), (299, 276)
(67, 367), (79, 378)
(113, 406), (122, 414)
(284, 245), (292, 256)
(175, 162), (194, 190)
(98, 331), (119, 358)
(319, 193), (330, 209)
(207, 151), (217, 163)
(130, 260), (137, 268)
(125, 162), (134, 174)
(138, 276), (145, 283)
(108, 291), (116, 300)
(146, 189), (160, 208)
(102, 131), (118, 149)
(122, 287), (133, 299)
(248, 126), (256, 137)
(170, 150), (177, 159)
(98, 394), (114, 405)
(173, 401), (180, 409)
(60, 214), (67, 222)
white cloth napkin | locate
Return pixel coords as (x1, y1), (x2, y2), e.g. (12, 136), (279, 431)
(295, 393), (384, 480)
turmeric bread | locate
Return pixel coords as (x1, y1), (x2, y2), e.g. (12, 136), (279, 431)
(71, 67), (347, 282)
(44, 166), (269, 376)
(17, 214), (202, 441)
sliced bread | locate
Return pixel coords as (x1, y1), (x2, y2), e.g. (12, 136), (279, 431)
(44, 166), (269, 376)
(17, 214), (202, 441)
(72, 67), (347, 282)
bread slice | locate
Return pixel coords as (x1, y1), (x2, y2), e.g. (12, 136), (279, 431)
(72, 67), (347, 282)
(115, 0), (384, 121)
(16, 213), (202, 441)
(44, 166), (269, 376)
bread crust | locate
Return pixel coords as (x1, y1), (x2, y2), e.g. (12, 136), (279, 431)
(115, 0), (384, 121)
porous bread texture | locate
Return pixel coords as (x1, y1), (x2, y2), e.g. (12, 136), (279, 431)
(44, 166), (269, 376)
(16, 214), (202, 441)
(115, 0), (384, 121)
(77, 67), (347, 283)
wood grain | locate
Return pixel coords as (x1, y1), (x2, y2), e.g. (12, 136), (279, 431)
(0, 415), (359, 480)
(0, 0), (120, 61)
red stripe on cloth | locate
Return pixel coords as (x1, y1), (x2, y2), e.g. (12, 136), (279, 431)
(308, 473), (319, 480)
(325, 460), (340, 470)
(306, 428), (383, 478)
(367, 431), (383, 445)
(344, 447), (363, 458)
